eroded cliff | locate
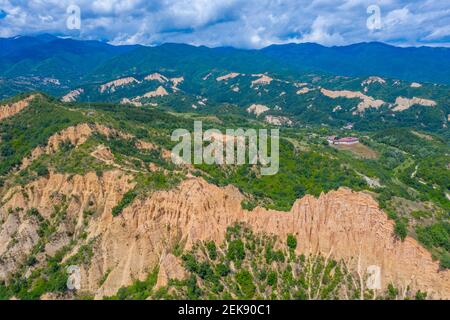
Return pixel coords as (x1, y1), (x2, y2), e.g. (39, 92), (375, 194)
(0, 172), (448, 299)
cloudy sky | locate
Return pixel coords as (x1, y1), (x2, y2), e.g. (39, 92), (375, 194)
(0, 0), (449, 48)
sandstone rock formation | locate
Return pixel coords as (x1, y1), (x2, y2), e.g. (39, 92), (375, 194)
(0, 94), (39, 121)
(0, 170), (134, 282)
(320, 88), (385, 115)
(251, 74), (273, 87)
(144, 73), (169, 83)
(393, 97), (437, 112)
(247, 104), (270, 116)
(216, 73), (240, 82)
(90, 178), (449, 298)
(19, 123), (136, 170)
(264, 115), (293, 126)
(100, 77), (140, 93)
(297, 87), (312, 95)
(141, 86), (169, 98)
(1, 174), (448, 299)
(362, 77), (386, 86)
(170, 77), (184, 91)
(61, 89), (84, 103)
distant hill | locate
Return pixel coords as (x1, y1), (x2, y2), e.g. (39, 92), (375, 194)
(261, 42), (450, 85)
(0, 35), (449, 134)
(1, 35), (450, 85)
(0, 34), (137, 82)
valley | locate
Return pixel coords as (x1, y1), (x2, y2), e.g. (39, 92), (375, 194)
(0, 35), (448, 300)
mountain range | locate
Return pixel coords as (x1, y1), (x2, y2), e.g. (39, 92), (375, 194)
(1, 34), (449, 135)
(2, 34), (450, 85)
(0, 34), (448, 300)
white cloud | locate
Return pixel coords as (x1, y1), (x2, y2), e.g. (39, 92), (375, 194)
(0, 0), (448, 48)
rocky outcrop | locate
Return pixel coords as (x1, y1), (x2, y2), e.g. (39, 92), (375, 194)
(156, 253), (187, 289)
(264, 115), (293, 126)
(0, 175), (448, 299)
(78, 178), (448, 299)
(0, 170), (134, 281)
(144, 73), (169, 83)
(393, 97), (437, 112)
(216, 73), (240, 82)
(0, 94), (39, 121)
(19, 123), (141, 170)
(141, 86), (169, 98)
(170, 77), (184, 91)
(296, 87), (312, 94)
(247, 104), (269, 116)
(251, 74), (273, 87)
(122, 86), (169, 106)
(362, 76), (386, 86)
(320, 88), (385, 115)
(0, 212), (39, 280)
(61, 89), (84, 103)
(100, 77), (140, 93)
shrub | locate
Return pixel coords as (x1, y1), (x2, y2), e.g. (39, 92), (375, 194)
(35, 163), (49, 177)
(111, 190), (137, 217)
(267, 271), (277, 287)
(182, 253), (198, 273)
(415, 290), (427, 300)
(394, 220), (408, 241)
(206, 241), (217, 260)
(235, 270), (256, 299)
(287, 234), (297, 250)
(216, 263), (230, 277)
(440, 252), (450, 269)
(227, 239), (245, 263)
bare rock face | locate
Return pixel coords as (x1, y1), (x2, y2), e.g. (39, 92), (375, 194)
(0, 170), (134, 282)
(320, 88), (385, 114)
(393, 97), (437, 112)
(155, 253), (187, 289)
(216, 73), (240, 82)
(0, 213), (39, 280)
(0, 94), (39, 121)
(19, 123), (140, 170)
(61, 89), (84, 103)
(247, 104), (269, 116)
(99, 77), (140, 93)
(0, 174), (448, 299)
(85, 178), (449, 298)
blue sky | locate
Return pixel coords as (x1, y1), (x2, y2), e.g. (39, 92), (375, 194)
(0, 0), (449, 48)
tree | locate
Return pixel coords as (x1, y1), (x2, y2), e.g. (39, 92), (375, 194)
(267, 271), (277, 287)
(227, 239), (245, 263)
(206, 241), (217, 260)
(287, 234), (297, 250)
(394, 220), (408, 241)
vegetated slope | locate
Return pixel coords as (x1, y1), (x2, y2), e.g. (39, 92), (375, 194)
(0, 34), (137, 81)
(0, 94), (448, 300)
(261, 42), (450, 85)
(1, 37), (449, 133)
(0, 173), (449, 300)
(59, 69), (450, 133)
(3, 36), (450, 84)
(146, 223), (430, 300)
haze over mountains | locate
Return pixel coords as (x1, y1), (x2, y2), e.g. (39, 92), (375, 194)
(1, 34), (449, 137)
(1, 34), (450, 85)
